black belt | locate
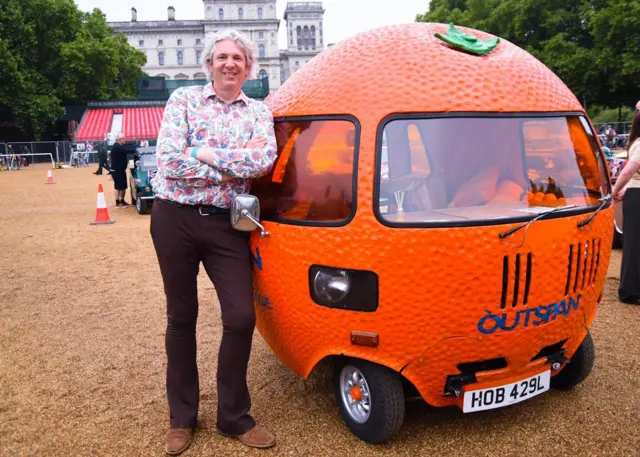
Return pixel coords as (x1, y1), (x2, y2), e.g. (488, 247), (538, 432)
(157, 198), (230, 216)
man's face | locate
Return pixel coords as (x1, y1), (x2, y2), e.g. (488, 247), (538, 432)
(208, 40), (249, 93)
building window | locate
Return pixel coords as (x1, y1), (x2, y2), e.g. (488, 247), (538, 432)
(259, 32), (264, 39)
(303, 26), (309, 49)
(295, 61), (299, 66)
(196, 38), (201, 45)
(218, 8), (224, 20)
(238, 8), (243, 20)
(259, 69), (268, 79)
(258, 7), (263, 19)
(311, 26), (316, 50)
(196, 50), (202, 65)
(158, 39), (163, 46)
(297, 26), (302, 49)
(158, 52), (165, 66)
(177, 39), (182, 46)
(258, 44), (265, 58)
(139, 40), (144, 47)
(177, 51), (184, 65)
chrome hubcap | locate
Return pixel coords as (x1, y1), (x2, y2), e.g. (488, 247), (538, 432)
(339, 365), (371, 423)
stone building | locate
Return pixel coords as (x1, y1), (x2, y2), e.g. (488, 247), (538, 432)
(108, 1), (326, 93)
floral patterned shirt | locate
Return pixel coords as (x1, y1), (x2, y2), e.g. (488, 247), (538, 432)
(152, 83), (277, 207)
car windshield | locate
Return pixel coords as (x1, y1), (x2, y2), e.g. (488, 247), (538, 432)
(377, 115), (610, 225)
(140, 154), (156, 168)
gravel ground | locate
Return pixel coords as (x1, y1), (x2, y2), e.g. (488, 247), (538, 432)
(0, 167), (639, 457)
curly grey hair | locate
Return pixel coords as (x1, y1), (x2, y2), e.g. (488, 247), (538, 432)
(202, 29), (258, 81)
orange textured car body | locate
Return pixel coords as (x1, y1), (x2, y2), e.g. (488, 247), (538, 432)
(251, 23), (613, 408)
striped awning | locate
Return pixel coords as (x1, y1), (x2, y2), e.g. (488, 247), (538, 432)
(75, 109), (113, 142)
(122, 107), (165, 140)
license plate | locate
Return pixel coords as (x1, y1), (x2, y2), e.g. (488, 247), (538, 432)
(463, 370), (550, 413)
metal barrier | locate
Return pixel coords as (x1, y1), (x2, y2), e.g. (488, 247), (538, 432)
(7, 142), (59, 167)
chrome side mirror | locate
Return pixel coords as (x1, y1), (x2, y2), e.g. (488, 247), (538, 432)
(231, 194), (269, 238)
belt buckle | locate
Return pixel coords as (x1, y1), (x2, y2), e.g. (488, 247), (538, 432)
(198, 207), (210, 216)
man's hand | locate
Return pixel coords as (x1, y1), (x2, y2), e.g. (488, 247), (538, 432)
(245, 137), (268, 149)
(613, 189), (625, 201)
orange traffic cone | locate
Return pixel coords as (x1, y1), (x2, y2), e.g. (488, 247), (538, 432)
(45, 168), (55, 184)
(90, 184), (115, 225)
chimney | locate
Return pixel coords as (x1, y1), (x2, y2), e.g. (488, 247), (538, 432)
(131, 7), (137, 22)
(168, 6), (175, 21)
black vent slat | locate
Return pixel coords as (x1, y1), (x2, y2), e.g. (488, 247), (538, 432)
(582, 241), (589, 290)
(500, 256), (509, 309)
(594, 238), (601, 281)
(512, 254), (521, 308)
(574, 243), (582, 293)
(524, 253), (532, 305)
(565, 245), (573, 296)
(588, 238), (597, 285)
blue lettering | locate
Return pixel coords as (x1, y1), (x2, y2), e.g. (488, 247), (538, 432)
(477, 295), (582, 333)
(478, 310), (503, 334)
(569, 295), (581, 311)
(501, 312), (520, 331)
(253, 291), (273, 310)
(251, 247), (263, 271)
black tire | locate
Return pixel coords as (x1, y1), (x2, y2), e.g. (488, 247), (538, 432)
(613, 224), (623, 249)
(135, 195), (148, 215)
(551, 331), (595, 391)
(333, 358), (405, 444)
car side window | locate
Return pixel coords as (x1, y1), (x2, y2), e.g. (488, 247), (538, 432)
(252, 118), (357, 224)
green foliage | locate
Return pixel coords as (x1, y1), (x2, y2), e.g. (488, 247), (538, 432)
(416, 0), (640, 113)
(590, 106), (635, 123)
(0, 0), (147, 138)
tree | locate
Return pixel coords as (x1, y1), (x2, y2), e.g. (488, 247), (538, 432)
(0, 0), (146, 139)
(416, 0), (640, 113)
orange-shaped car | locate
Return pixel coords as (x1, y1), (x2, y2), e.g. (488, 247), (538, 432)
(230, 23), (614, 443)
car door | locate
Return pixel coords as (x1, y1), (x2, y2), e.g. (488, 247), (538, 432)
(249, 116), (359, 375)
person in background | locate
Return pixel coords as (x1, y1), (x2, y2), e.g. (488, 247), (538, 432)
(110, 133), (136, 207)
(606, 124), (617, 148)
(150, 29), (277, 455)
(94, 141), (110, 175)
(612, 110), (640, 305)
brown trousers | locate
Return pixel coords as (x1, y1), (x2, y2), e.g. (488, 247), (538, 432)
(150, 198), (256, 434)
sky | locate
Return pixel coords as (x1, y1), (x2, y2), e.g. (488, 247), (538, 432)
(73, 0), (431, 47)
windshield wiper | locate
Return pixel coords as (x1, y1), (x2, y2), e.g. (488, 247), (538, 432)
(499, 205), (578, 239)
(577, 195), (612, 229)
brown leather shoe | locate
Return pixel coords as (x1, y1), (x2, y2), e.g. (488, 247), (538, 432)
(164, 428), (193, 455)
(219, 425), (276, 449)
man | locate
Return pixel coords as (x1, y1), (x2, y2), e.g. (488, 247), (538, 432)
(110, 134), (136, 207)
(150, 30), (277, 455)
(606, 124), (617, 148)
(94, 141), (110, 175)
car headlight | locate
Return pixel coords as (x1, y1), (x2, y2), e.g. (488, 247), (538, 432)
(313, 269), (351, 304)
(309, 265), (379, 312)
(134, 179), (141, 185)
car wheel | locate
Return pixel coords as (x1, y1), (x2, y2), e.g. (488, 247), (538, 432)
(551, 331), (595, 391)
(613, 221), (623, 249)
(333, 358), (405, 444)
(135, 195), (146, 215)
